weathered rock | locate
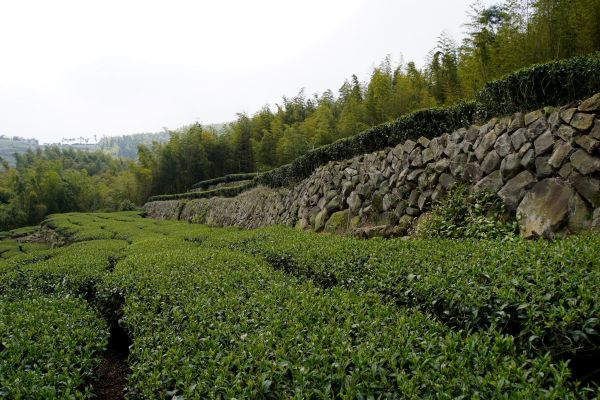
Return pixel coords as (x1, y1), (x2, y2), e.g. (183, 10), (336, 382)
(558, 162), (573, 179)
(407, 168), (425, 182)
(410, 148), (423, 167)
(474, 170), (504, 193)
(417, 190), (432, 210)
(527, 118), (548, 139)
(510, 128), (528, 151)
(570, 149), (600, 175)
(591, 119), (600, 140)
(324, 210), (350, 233)
(481, 150), (501, 174)
(417, 136), (431, 148)
(406, 206), (421, 216)
(495, 133), (513, 157)
(403, 139), (417, 155)
(343, 168), (358, 180)
(397, 215), (414, 235)
(463, 162), (483, 183)
(524, 109), (543, 126)
(498, 170), (537, 210)
(501, 154), (522, 180)
(570, 112), (595, 131)
(592, 208), (600, 230)
(347, 191), (362, 213)
(430, 138), (444, 159)
(535, 156), (553, 178)
(567, 194), (591, 233)
(314, 209), (328, 231)
(382, 193), (399, 212)
(516, 178), (588, 239)
(578, 93), (600, 112)
(449, 153), (467, 177)
(474, 131), (497, 161)
(325, 195), (342, 214)
(465, 125), (480, 143)
(508, 113), (524, 132)
(533, 130), (554, 155)
(439, 173), (456, 189)
(434, 158), (450, 173)
(518, 142), (532, 158)
(570, 173), (600, 208)
(548, 140), (572, 169)
(575, 135), (600, 154)
(560, 108), (577, 124)
(557, 125), (578, 143)
(341, 181), (354, 198)
(422, 148), (435, 164)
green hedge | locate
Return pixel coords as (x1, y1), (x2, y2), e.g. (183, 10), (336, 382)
(256, 53), (600, 188)
(190, 172), (261, 191)
(147, 181), (256, 202)
(476, 52), (600, 118)
(256, 102), (477, 187)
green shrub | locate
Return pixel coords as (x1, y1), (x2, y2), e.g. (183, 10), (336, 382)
(414, 184), (518, 240)
(0, 296), (108, 398)
(190, 172), (261, 190)
(147, 181), (256, 202)
(118, 199), (137, 211)
(476, 52), (600, 119)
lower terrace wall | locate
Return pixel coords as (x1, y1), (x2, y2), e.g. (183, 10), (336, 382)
(145, 93), (600, 239)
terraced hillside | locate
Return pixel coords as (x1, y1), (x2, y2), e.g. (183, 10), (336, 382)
(1, 212), (599, 398)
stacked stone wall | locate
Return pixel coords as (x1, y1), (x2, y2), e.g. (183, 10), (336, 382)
(145, 93), (600, 238)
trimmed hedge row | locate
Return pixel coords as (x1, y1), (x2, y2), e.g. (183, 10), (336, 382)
(256, 102), (477, 187)
(256, 53), (600, 188)
(102, 238), (580, 398)
(190, 172), (261, 191)
(147, 181), (256, 202)
(477, 52), (600, 118)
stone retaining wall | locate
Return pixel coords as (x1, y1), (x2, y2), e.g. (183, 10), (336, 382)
(145, 93), (600, 238)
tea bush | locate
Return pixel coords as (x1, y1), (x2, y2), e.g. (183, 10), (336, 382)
(0, 296), (108, 399)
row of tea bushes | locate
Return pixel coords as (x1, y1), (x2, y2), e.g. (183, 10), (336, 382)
(0, 296), (108, 399)
(4, 211), (596, 397)
(100, 237), (583, 398)
(193, 226), (600, 360)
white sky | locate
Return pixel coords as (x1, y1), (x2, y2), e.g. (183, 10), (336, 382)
(0, 0), (495, 144)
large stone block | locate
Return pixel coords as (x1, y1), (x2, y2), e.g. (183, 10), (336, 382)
(570, 149), (600, 175)
(498, 170), (537, 210)
(578, 93), (600, 112)
(548, 140), (572, 169)
(533, 130), (554, 155)
(517, 178), (589, 238)
(570, 112), (595, 131)
(570, 173), (600, 208)
(474, 170), (504, 193)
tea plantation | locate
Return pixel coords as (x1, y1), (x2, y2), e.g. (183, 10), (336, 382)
(1, 212), (599, 398)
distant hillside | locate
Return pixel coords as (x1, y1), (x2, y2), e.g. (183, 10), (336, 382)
(0, 136), (40, 166)
(97, 132), (171, 159)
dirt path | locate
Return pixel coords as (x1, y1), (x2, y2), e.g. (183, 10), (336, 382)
(93, 324), (131, 399)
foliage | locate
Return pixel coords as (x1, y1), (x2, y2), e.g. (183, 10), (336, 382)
(476, 52), (600, 118)
(190, 172), (261, 191)
(0, 296), (108, 399)
(147, 181), (256, 202)
(0, 147), (145, 230)
(256, 102), (477, 186)
(414, 185), (518, 240)
(2, 212), (600, 397)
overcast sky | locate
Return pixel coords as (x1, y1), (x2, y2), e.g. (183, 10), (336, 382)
(0, 0), (495, 144)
